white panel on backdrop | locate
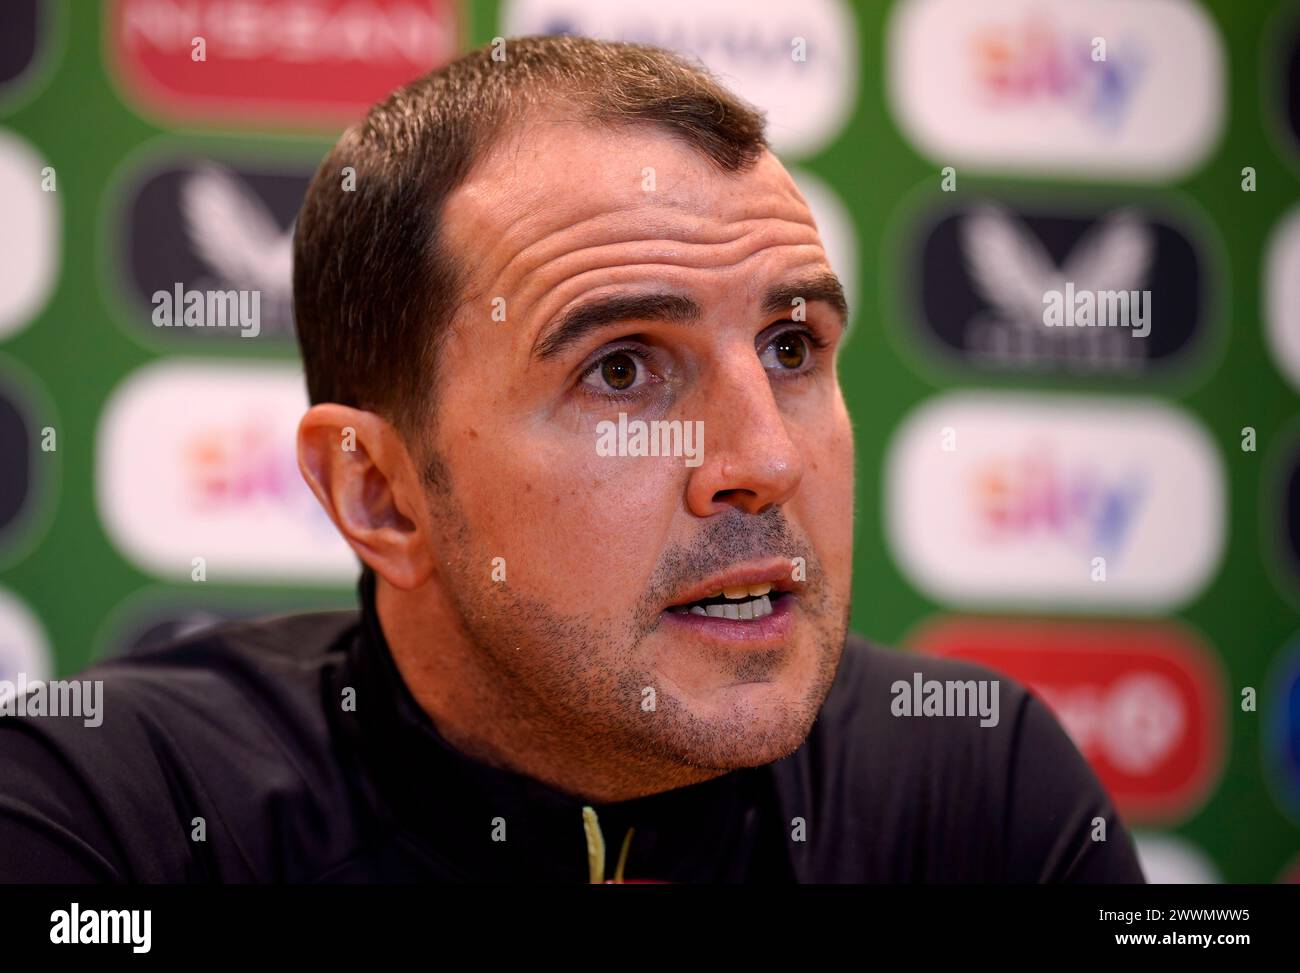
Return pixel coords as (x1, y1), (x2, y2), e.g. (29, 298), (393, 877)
(0, 129), (58, 337)
(96, 361), (356, 584)
(502, 0), (858, 158)
(1265, 205), (1300, 393)
(0, 585), (50, 688)
(884, 392), (1225, 610)
(1133, 832), (1221, 884)
(887, 0), (1224, 180)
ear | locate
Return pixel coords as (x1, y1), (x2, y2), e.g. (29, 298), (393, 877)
(296, 404), (435, 590)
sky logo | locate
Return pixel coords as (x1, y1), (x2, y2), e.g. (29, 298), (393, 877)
(885, 392), (1224, 611)
(971, 17), (1146, 131)
(182, 421), (329, 535)
(96, 361), (355, 584)
(973, 450), (1146, 560)
(887, 0), (1224, 180)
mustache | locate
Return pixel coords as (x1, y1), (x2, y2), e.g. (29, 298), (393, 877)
(641, 506), (818, 615)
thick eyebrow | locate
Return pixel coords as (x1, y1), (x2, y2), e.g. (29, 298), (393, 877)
(534, 292), (701, 361)
(762, 271), (849, 325)
(532, 270), (850, 363)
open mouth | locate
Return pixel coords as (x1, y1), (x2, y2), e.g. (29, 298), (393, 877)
(666, 583), (787, 621)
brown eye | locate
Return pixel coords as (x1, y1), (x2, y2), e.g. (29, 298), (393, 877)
(763, 331), (809, 371)
(601, 353), (638, 390)
(582, 350), (648, 395)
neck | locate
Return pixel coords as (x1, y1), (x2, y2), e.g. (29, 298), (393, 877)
(375, 575), (720, 803)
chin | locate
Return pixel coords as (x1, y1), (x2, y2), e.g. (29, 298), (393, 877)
(684, 730), (810, 771)
(665, 682), (817, 769)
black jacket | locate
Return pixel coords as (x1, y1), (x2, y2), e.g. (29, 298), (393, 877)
(0, 570), (1145, 883)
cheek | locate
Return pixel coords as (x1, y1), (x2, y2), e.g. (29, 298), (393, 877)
(446, 424), (682, 611)
(797, 405), (856, 573)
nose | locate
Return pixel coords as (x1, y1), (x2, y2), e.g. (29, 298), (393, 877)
(684, 353), (805, 517)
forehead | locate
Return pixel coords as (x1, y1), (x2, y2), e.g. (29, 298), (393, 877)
(441, 116), (824, 307)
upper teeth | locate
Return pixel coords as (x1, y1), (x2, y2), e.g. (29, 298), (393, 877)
(668, 583), (778, 621)
(690, 594), (773, 620)
(721, 583), (772, 599)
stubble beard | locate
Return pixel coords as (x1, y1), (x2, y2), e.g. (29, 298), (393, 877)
(422, 459), (850, 781)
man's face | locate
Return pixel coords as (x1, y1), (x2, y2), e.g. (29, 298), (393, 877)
(424, 117), (854, 773)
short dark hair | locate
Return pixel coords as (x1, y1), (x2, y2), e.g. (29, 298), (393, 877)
(291, 34), (768, 454)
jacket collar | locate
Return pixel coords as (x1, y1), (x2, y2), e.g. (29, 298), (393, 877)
(337, 568), (787, 882)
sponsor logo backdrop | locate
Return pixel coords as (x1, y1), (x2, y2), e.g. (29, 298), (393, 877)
(0, 0), (1296, 881)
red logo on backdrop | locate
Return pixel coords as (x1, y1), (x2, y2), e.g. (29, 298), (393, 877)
(909, 618), (1225, 824)
(108, 0), (459, 127)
